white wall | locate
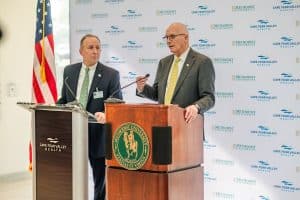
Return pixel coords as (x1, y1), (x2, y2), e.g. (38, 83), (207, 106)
(0, 0), (35, 175)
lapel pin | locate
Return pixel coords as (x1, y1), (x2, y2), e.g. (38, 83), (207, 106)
(186, 64), (190, 67)
(98, 74), (101, 77)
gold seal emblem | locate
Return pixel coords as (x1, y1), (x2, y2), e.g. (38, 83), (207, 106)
(113, 122), (149, 170)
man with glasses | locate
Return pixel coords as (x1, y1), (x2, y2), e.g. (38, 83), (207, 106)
(136, 22), (215, 123)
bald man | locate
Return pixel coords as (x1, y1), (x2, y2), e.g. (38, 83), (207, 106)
(136, 22), (215, 123)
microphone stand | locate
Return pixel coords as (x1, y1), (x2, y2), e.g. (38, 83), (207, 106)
(104, 74), (150, 103)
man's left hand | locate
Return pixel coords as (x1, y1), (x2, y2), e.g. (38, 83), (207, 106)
(184, 105), (198, 123)
(95, 112), (106, 124)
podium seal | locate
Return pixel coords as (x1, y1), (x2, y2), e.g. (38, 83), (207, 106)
(113, 122), (149, 170)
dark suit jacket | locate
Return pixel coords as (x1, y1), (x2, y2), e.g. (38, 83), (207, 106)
(57, 62), (122, 158)
(139, 48), (215, 114)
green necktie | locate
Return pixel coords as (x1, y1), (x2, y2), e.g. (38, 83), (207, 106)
(164, 57), (181, 105)
(79, 68), (90, 108)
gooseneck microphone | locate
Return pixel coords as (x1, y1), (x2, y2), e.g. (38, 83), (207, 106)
(63, 77), (97, 121)
(105, 73), (150, 103)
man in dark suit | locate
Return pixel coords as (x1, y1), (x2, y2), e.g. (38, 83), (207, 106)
(136, 22), (215, 123)
(57, 34), (122, 200)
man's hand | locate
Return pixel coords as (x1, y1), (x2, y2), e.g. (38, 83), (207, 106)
(184, 105), (199, 123)
(95, 112), (106, 124)
(136, 76), (148, 93)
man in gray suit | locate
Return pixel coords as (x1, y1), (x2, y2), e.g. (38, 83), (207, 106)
(136, 22), (215, 123)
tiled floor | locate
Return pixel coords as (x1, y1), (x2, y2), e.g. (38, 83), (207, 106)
(0, 170), (94, 200)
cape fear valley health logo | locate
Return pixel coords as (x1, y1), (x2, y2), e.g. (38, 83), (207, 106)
(212, 125), (234, 134)
(273, 36), (300, 48)
(250, 55), (278, 67)
(113, 122), (150, 170)
(273, 73), (300, 84)
(233, 144), (256, 151)
(273, 109), (300, 120)
(105, 56), (126, 64)
(258, 195), (270, 200)
(250, 160), (278, 173)
(273, 0), (300, 11)
(39, 137), (67, 152)
(191, 39), (216, 50)
(233, 177), (256, 185)
(250, 90), (277, 102)
(213, 57), (234, 64)
(216, 91), (234, 99)
(122, 40), (143, 50)
(122, 71), (137, 82)
(105, 25), (125, 35)
(273, 145), (300, 157)
(204, 171), (217, 182)
(250, 125), (278, 137)
(250, 19), (277, 31)
(191, 5), (216, 16)
(121, 9), (142, 19)
(274, 180), (300, 192)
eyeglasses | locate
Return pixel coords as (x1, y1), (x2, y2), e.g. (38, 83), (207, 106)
(162, 34), (186, 40)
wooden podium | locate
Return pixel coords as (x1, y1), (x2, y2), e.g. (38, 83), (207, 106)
(105, 103), (204, 200)
(18, 103), (89, 200)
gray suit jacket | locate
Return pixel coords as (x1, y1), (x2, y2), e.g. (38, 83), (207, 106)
(139, 48), (215, 114)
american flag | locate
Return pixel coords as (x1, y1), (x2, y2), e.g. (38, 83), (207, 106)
(30, 0), (57, 170)
(32, 0), (57, 103)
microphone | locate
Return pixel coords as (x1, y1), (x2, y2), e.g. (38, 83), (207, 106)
(63, 77), (97, 122)
(105, 73), (150, 103)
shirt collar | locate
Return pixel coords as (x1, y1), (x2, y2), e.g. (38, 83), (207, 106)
(174, 47), (190, 62)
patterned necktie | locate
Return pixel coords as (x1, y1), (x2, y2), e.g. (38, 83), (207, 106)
(164, 57), (181, 105)
(79, 68), (90, 108)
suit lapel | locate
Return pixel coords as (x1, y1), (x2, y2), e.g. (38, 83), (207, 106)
(173, 49), (195, 98)
(87, 62), (103, 104)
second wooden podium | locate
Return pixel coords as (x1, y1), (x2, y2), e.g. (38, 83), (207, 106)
(105, 103), (204, 200)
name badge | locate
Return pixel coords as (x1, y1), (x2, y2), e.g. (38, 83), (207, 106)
(93, 88), (103, 99)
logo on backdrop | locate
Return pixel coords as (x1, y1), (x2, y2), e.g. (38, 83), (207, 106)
(258, 195), (270, 200)
(191, 39), (216, 50)
(233, 144), (256, 151)
(156, 9), (176, 16)
(250, 125), (278, 137)
(91, 13), (108, 19)
(250, 160), (278, 172)
(121, 9), (142, 19)
(210, 23), (233, 30)
(105, 25), (125, 35)
(250, 55), (278, 67)
(39, 137), (68, 152)
(273, 180), (300, 192)
(122, 40), (143, 50)
(104, 0), (124, 5)
(273, 109), (300, 120)
(273, 36), (300, 48)
(113, 122), (149, 170)
(213, 57), (234, 64)
(138, 26), (158, 32)
(216, 92), (234, 99)
(273, 0), (300, 11)
(232, 5), (255, 12)
(138, 58), (158, 64)
(214, 159), (234, 166)
(232, 40), (256, 47)
(191, 5), (216, 16)
(233, 177), (256, 185)
(232, 75), (256, 81)
(122, 71), (137, 81)
(105, 56), (126, 64)
(212, 125), (234, 134)
(204, 171), (217, 182)
(232, 109), (256, 116)
(204, 140), (217, 150)
(273, 145), (300, 157)
(249, 19), (277, 31)
(250, 90), (277, 102)
(273, 73), (300, 84)
(213, 192), (235, 199)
